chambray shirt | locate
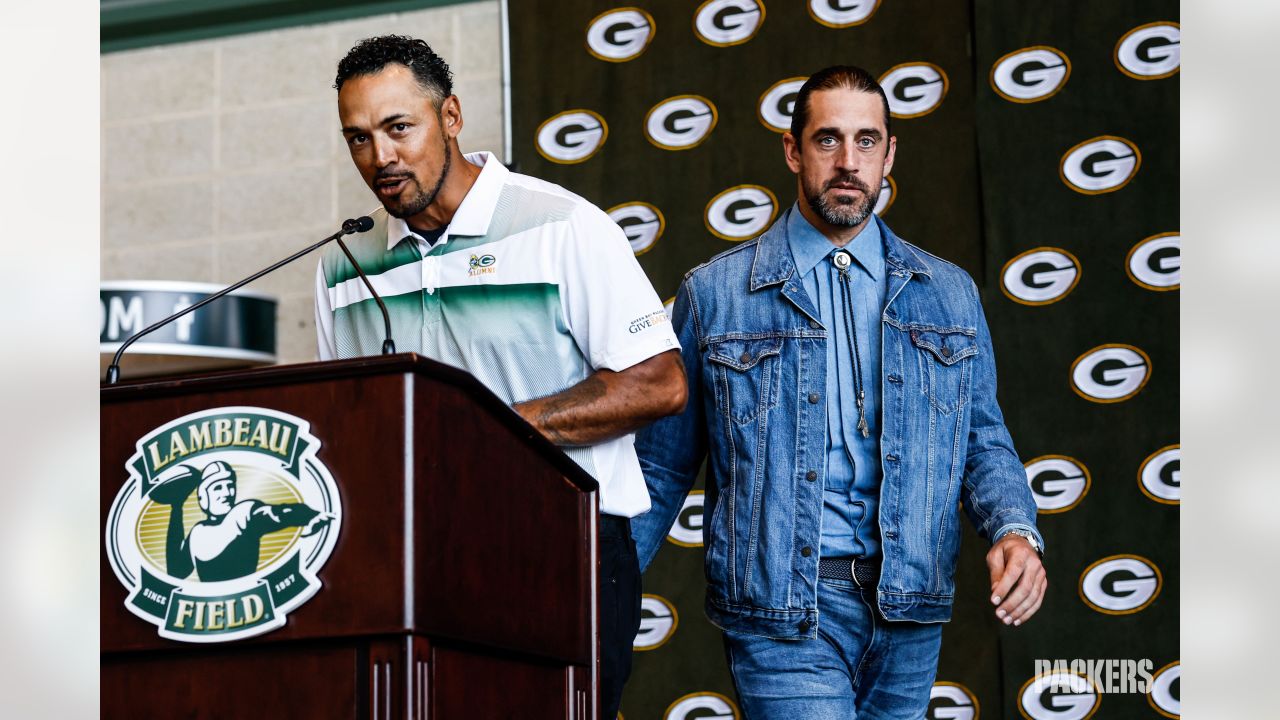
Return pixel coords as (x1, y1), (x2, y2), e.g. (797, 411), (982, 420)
(787, 205), (886, 559)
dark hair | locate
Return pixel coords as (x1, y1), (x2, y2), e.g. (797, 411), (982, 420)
(334, 35), (454, 106)
(790, 65), (891, 144)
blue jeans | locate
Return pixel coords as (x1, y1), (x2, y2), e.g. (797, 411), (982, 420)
(722, 579), (942, 719)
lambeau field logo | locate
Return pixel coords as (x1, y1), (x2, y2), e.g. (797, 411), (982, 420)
(106, 406), (342, 643)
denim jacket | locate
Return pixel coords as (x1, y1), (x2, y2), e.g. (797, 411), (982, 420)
(632, 213), (1043, 638)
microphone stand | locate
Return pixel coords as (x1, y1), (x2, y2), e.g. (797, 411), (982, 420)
(104, 216), (384, 385)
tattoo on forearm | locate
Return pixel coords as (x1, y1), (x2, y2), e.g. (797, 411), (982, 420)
(536, 374), (608, 445)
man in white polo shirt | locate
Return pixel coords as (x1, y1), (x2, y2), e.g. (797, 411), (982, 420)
(315, 35), (686, 716)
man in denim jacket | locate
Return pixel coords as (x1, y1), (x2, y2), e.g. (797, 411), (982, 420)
(633, 66), (1047, 718)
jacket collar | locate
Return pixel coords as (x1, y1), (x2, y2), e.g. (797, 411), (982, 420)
(749, 210), (931, 291)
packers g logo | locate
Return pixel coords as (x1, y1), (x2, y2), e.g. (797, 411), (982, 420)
(106, 407), (342, 643)
(873, 176), (896, 216)
(535, 109), (608, 164)
(665, 692), (739, 720)
(991, 46), (1071, 103)
(1148, 661), (1180, 718)
(1127, 232), (1180, 291)
(808, 0), (880, 28)
(1060, 136), (1141, 195)
(1070, 344), (1151, 403)
(928, 681), (979, 720)
(1079, 554), (1162, 615)
(705, 185), (778, 241)
(1116, 22), (1180, 80)
(633, 594), (679, 650)
(694, 0), (764, 47)
(646, 95), (719, 151)
(757, 76), (806, 133)
(585, 7), (655, 63)
(1139, 444), (1180, 505)
(608, 202), (666, 256)
(880, 62), (948, 118)
(667, 490), (705, 546)
(1018, 672), (1100, 720)
(1000, 247), (1081, 306)
(1024, 455), (1090, 514)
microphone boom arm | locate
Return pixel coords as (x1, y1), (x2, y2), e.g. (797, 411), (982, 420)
(104, 216), (376, 384)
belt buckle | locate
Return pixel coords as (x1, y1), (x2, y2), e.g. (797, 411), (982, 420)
(849, 558), (860, 587)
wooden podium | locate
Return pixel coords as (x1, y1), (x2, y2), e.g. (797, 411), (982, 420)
(101, 354), (600, 719)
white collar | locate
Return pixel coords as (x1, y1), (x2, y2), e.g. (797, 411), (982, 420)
(385, 151), (508, 251)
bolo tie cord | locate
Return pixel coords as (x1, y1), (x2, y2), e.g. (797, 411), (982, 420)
(835, 251), (871, 438)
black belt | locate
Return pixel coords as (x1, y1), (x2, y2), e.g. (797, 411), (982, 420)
(599, 513), (631, 539)
(818, 556), (880, 587)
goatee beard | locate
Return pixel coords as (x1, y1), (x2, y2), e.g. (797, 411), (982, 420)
(805, 174), (879, 228)
(385, 138), (452, 220)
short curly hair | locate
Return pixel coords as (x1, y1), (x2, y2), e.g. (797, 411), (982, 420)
(334, 35), (454, 107)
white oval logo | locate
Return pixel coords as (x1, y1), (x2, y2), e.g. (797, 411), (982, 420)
(1000, 247), (1081, 306)
(1116, 22), (1180, 80)
(1148, 662), (1180, 718)
(1060, 136), (1141, 194)
(1018, 672), (1100, 720)
(927, 681), (979, 720)
(694, 0), (765, 47)
(1127, 232), (1180, 291)
(880, 62), (948, 118)
(633, 594), (679, 650)
(608, 202), (666, 256)
(873, 176), (895, 216)
(1139, 444), (1180, 505)
(666, 490), (705, 547)
(1024, 455), (1090, 513)
(535, 109), (608, 164)
(646, 95), (719, 150)
(807, 0), (880, 28)
(757, 76), (806, 133)
(705, 185), (778, 241)
(1070, 344), (1151, 403)
(665, 692), (739, 720)
(585, 7), (656, 63)
(106, 407), (343, 643)
(991, 46), (1071, 103)
(1080, 555), (1162, 615)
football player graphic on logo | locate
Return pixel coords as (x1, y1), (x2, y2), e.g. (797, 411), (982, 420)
(153, 460), (334, 582)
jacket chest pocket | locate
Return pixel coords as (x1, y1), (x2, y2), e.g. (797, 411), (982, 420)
(910, 327), (978, 414)
(707, 337), (783, 426)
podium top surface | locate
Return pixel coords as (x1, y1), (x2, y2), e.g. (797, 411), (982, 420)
(101, 353), (597, 492)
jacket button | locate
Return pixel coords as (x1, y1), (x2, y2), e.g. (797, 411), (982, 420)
(806, 470), (817, 481)
(801, 546), (812, 557)
(809, 319), (821, 329)
(941, 346), (952, 358)
(886, 453), (899, 462)
(808, 393), (820, 404)
(887, 373), (902, 384)
(799, 620), (811, 633)
(740, 352), (751, 363)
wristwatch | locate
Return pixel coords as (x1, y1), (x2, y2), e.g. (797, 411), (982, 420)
(1001, 529), (1043, 556)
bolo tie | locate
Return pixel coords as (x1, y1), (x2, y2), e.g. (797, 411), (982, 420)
(832, 249), (871, 438)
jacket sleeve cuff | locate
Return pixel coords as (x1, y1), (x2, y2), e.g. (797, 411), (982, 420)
(992, 522), (1045, 555)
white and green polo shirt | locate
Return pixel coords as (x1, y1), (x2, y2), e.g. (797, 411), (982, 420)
(314, 152), (679, 517)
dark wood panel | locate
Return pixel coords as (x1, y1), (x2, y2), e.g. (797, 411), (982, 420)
(102, 641), (359, 719)
(432, 645), (577, 720)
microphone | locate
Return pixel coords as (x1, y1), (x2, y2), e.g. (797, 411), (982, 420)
(104, 214), (381, 384)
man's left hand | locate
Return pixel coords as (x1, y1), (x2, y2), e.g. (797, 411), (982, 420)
(987, 533), (1046, 626)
